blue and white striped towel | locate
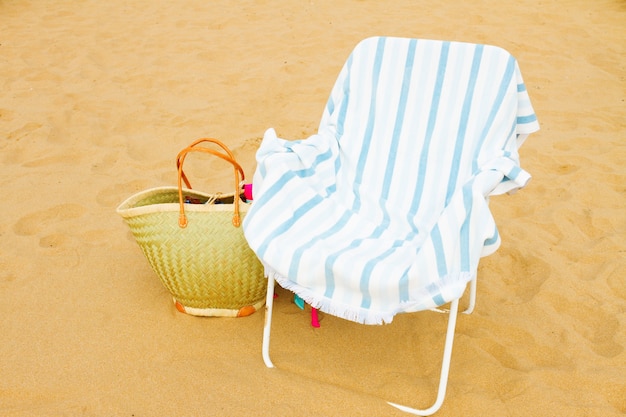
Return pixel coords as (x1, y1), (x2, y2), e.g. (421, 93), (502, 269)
(243, 37), (539, 324)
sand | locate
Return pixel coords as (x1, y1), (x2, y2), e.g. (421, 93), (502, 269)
(1, 1), (624, 416)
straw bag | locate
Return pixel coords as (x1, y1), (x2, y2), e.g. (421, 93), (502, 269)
(116, 138), (266, 317)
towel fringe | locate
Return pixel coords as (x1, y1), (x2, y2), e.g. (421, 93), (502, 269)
(264, 265), (475, 325)
(265, 266), (398, 325)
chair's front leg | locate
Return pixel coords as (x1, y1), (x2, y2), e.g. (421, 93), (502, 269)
(388, 298), (460, 416)
(262, 275), (276, 368)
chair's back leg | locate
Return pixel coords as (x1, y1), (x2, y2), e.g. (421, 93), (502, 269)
(388, 298), (460, 416)
(463, 277), (477, 315)
(262, 276), (276, 368)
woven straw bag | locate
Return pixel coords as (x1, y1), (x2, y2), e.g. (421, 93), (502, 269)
(116, 138), (266, 317)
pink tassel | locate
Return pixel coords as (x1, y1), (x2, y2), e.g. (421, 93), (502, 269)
(311, 308), (320, 328)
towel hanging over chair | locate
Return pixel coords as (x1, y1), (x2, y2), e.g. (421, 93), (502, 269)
(243, 37), (539, 326)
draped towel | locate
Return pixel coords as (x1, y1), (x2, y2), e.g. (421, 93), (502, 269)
(243, 37), (539, 324)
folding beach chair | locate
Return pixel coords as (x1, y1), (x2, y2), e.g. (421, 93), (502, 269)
(243, 37), (539, 415)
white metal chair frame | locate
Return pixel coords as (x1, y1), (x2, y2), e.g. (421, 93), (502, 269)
(261, 276), (476, 416)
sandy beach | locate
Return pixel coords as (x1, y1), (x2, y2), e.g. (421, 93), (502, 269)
(1, 1), (624, 415)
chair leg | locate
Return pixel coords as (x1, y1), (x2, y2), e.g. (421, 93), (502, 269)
(430, 277), (476, 315)
(262, 276), (276, 368)
(387, 298), (460, 416)
(262, 289), (460, 414)
(462, 276), (476, 315)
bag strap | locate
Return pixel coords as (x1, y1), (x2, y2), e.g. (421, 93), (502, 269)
(177, 138), (245, 189)
(175, 138), (245, 229)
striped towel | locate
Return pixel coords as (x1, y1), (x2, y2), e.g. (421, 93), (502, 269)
(243, 37), (539, 324)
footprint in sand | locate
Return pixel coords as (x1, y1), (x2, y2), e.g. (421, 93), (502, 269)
(13, 203), (87, 237)
(7, 122), (43, 142)
(38, 233), (71, 249)
(90, 150), (120, 174)
(12, 204), (87, 267)
(556, 297), (623, 359)
(497, 248), (550, 303)
(463, 317), (574, 373)
(0, 108), (16, 122)
(21, 152), (83, 168)
(605, 261), (626, 300)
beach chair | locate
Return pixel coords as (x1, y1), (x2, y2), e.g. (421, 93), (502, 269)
(243, 37), (538, 415)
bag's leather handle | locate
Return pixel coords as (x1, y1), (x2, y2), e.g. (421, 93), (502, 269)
(175, 138), (245, 228)
(177, 138), (245, 189)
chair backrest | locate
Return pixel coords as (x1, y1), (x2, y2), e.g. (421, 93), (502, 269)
(318, 37), (538, 240)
